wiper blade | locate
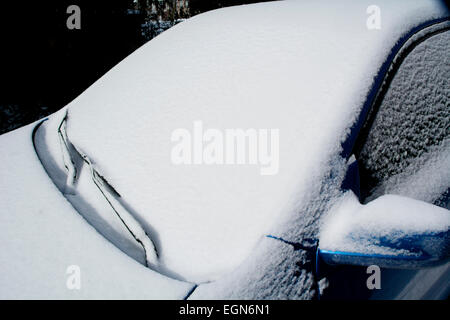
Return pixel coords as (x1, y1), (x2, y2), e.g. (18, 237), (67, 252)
(57, 113), (77, 193)
(57, 112), (159, 269)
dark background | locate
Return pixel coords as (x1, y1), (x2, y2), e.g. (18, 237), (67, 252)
(0, 0), (273, 134)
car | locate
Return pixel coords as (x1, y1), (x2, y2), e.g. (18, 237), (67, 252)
(0, 0), (449, 300)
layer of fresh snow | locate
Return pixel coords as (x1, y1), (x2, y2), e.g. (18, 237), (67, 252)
(46, 0), (449, 283)
(190, 236), (318, 299)
(34, 110), (151, 268)
(359, 31), (450, 204)
(352, 24), (450, 300)
(2, 0), (448, 299)
(319, 191), (450, 256)
(0, 124), (193, 299)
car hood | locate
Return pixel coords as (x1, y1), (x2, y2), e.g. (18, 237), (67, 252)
(38, 0), (449, 282)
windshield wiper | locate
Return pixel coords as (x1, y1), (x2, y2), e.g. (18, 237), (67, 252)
(57, 112), (159, 270)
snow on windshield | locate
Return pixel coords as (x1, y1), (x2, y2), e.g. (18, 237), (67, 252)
(40, 0), (450, 287)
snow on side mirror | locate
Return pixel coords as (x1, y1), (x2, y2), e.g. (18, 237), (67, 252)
(318, 192), (450, 269)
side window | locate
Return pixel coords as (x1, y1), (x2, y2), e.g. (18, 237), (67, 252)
(355, 30), (449, 208)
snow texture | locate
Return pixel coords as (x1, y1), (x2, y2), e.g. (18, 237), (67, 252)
(358, 31), (450, 205)
(0, 124), (193, 299)
(319, 191), (450, 256)
(1, 0), (449, 299)
(50, 0), (449, 285)
(190, 237), (318, 299)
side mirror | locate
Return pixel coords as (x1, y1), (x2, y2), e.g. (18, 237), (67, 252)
(318, 192), (450, 269)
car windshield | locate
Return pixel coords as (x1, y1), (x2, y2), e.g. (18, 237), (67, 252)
(31, 0), (446, 284)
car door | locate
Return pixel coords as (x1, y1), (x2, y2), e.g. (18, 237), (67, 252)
(321, 23), (450, 300)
